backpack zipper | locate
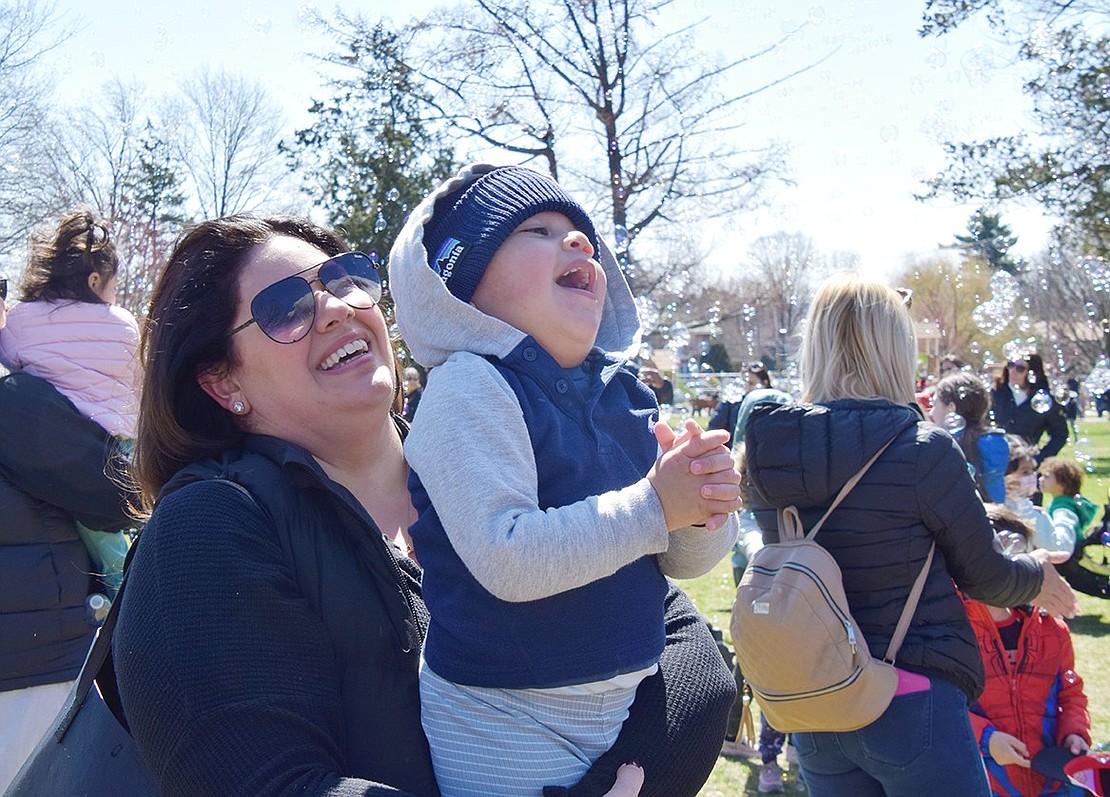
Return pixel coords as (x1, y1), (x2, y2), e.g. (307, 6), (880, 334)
(753, 667), (867, 703)
(749, 561), (859, 654)
(746, 560), (864, 701)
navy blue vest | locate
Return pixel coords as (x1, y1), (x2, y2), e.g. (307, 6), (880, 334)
(409, 339), (668, 688)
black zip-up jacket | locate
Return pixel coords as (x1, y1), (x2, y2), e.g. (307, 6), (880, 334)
(989, 384), (1068, 463)
(0, 367), (133, 692)
(114, 432), (733, 797)
(744, 398), (1044, 700)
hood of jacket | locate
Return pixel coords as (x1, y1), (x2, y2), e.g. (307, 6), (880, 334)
(388, 163), (642, 368)
(744, 398), (924, 510)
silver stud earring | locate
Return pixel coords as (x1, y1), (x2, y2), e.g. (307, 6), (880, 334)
(232, 400), (246, 414)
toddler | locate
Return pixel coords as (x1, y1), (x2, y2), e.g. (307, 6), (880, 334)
(390, 163), (739, 796)
(0, 211), (140, 439)
(1039, 456), (1097, 556)
(1004, 435), (1060, 552)
(967, 504), (1091, 796)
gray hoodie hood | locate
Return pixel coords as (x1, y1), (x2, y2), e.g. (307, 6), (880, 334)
(388, 163), (642, 369)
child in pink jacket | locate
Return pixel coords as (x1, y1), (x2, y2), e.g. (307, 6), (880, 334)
(0, 212), (139, 439)
(0, 212), (139, 597)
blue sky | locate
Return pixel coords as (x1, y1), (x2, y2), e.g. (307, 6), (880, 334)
(49, 0), (1055, 280)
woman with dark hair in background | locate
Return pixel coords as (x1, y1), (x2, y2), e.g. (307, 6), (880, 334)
(112, 214), (735, 797)
(989, 352), (1068, 466)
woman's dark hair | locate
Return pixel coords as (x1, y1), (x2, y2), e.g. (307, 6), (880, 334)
(934, 371), (994, 496)
(938, 354), (965, 374)
(1004, 433), (1037, 475)
(20, 210), (119, 303)
(1000, 351), (1049, 396)
(747, 362), (772, 388)
(134, 214), (403, 508)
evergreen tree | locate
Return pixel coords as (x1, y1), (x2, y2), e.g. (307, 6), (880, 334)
(953, 208), (1019, 273)
(284, 19), (455, 275)
(701, 342), (733, 374)
(119, 123), (188, 313)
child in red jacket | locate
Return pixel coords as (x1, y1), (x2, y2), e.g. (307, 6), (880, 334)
(967, 504), (1092, 796)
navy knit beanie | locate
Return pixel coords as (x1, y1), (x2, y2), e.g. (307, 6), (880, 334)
(423, 166), (599, 303)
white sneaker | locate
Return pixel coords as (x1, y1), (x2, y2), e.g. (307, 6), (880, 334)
(758, 761), (785, 793)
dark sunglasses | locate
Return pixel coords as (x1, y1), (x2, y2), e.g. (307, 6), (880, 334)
(1007, 361), (1028, 373)
(229, 252), (381, 344)
(0, 277), (7, 301)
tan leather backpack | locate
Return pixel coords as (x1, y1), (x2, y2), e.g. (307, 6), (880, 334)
(731, 436), (934, 733)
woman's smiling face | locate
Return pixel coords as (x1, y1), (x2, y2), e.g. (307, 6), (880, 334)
(219, 235), (397, 451)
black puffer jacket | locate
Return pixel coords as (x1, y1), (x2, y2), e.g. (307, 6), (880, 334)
(744, 398), (1044, 700)
(0, 368), (134, 692)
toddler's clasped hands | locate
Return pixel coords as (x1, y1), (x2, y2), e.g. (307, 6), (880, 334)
(648, 419), (743, 531)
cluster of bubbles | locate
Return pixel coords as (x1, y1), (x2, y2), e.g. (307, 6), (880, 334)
(971, 271), (1023, 336)
(1082, 256), (1110, 293)
(705, 302), (723, 337)
(1085, 355), (1110, 396)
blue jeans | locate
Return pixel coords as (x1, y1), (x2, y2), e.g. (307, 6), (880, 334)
(790, 676), (990, 797)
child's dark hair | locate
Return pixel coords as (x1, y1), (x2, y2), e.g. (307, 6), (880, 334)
(1039, 456), (1084, 496)
(19, 210), (119, 304)
(1004, 433), (1036, 475)
(983, 502), (1033, 549)
(934, 371), (994, 496)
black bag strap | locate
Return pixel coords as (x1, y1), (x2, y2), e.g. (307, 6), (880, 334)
(54, 536), (140, 742)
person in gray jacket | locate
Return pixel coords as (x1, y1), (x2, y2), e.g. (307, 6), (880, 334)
(742, 274), (1078, 797)
(389, 163), (740, 797)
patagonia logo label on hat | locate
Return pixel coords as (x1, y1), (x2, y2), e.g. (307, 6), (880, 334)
(432, 237), (467, 283)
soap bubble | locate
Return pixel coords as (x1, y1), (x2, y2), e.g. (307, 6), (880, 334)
(943, 412), (966, 435)
(972, 301), (1009, 336)
(613, 224), (629, 252)
(721, 380), (746, 403)
(635, 295), (660, 331)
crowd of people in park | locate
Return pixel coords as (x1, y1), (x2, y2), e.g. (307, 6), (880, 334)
(1, 165), (1109, 797)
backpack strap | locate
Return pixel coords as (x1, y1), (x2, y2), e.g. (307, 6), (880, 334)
(883, 542), (935, 664)
(777, 433), (901, 543)
(774, 428), (933, 664)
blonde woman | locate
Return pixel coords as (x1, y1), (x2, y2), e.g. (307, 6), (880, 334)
(741, 274), (1077, 797)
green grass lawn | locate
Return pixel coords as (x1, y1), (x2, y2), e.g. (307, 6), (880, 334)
(676, 414), (1110, 795)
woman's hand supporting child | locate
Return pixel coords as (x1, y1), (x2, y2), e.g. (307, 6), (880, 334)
(650, 419), (743, 531)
